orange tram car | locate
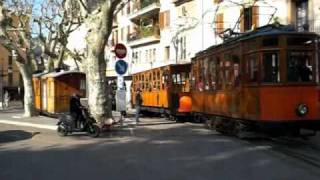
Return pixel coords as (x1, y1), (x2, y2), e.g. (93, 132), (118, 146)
(132, 24), (320, 137)
(131, 64), (191, 119)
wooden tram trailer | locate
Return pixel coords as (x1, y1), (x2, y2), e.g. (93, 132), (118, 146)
(191, 24), (320, 137)
(33, 71), (86, 116)
(131, 64), (192, 119)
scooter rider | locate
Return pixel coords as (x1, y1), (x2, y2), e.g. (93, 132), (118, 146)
(69, 93), (84, 128)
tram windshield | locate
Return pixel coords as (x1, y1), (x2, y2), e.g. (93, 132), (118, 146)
(287, 51), (313, 82)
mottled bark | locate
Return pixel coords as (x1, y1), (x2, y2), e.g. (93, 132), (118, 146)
(84, 2), (112, 124)
(15, 60), (35, 117)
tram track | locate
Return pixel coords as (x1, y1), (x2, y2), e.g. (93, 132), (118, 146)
(248, 136), (320, 170)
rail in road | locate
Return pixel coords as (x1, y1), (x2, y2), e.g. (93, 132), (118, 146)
(246, 136), (320, 174)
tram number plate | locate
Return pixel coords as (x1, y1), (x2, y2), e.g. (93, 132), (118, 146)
(116, 90), (126, 112)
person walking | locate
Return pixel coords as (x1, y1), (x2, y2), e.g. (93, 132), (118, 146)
(135, 89), (143, 123)
(3, 91), (10, 109)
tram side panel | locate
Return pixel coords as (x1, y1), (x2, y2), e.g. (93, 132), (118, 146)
(259, 86), (319, 122)
(240, 87), (260, 121)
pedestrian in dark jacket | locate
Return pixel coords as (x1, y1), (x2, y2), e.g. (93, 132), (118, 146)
(135, 89), (143, 123)
(69, 93), (83, 128)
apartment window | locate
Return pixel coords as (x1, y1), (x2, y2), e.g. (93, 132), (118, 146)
(165, 11), (170, 27)
(127, 26), (130, 41)
(179, 37), (186, 60)
(114, 30), (118, 44)
(145, 50), (148, 62)
(165, 46), (170, 61)
(121, 28), (124, 41)
(244, 7), (252, 31)
(296, 0), (308, 31)
(153, 49), (156, 62)
(241, 6), (259, 32)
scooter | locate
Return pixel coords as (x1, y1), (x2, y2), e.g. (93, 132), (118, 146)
(57, 107), (100, 138)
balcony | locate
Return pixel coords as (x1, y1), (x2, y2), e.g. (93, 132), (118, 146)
(128, 0), (160, 21)
(127, 26), (160, 47)
(296, 19), (320, 35)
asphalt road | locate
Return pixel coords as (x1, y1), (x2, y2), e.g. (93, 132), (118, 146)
(1, 118), (320, 180)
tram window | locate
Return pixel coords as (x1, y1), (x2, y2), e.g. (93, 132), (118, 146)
(287, 52), (313, 82)
(172, 74), (177, 84)
(208, 60), (216, 90)
(234, 63), (240, 86)
(263, 37), (278, 47)
(249, 55), (258, 82)
(262, 53), (280, 83)
(217, 59), (224, 90)
(287, 37), (313, 46)
(176, 74), (181, 84)
(181, 72), (187, 84)
(157, 71), (160, 80)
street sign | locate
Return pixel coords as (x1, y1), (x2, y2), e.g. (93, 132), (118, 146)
(114, 43), (127, 59)
(116, 90), (126, 111)
(115, 59), (128, 75)
(117, 75), (124, 90)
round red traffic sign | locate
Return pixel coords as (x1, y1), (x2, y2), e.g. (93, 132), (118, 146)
(115, 43), (127, 59)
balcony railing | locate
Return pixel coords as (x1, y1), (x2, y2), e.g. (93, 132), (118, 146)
(297, 19), (320, 34)
(132, 0), (160, 13)
(128, 26), (160, 42)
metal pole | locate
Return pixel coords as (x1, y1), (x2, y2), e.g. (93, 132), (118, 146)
(201, 0), (204, 50)
(0, 67), (3, 110)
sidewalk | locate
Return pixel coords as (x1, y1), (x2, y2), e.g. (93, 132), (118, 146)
(0, 102), (58, 130)
(0, 102), (138, 130)
(0, 102), (172, 130)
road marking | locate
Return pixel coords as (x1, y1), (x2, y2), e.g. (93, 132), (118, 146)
(0, 120), (56, 130)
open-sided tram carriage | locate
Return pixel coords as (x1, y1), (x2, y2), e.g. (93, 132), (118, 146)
(131, 64), (191, 119)
(191, 24), (320, 137)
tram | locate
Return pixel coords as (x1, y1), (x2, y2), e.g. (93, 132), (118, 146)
(191, 24), (320, 137)
(131, 64), (191, 119)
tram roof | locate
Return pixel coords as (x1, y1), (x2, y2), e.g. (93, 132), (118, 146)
(197, 24), (319, 57)
(41, 70), (85, 78)
(132, 63), (191, 75)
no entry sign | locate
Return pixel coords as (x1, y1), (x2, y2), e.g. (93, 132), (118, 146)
(115, 43), (127, 59)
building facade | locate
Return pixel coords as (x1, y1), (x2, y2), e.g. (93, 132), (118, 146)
(0, 44), (22, 100)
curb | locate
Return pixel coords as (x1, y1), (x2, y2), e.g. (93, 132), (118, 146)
(0, 120), (56, 130)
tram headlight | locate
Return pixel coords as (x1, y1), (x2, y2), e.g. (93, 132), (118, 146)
(296, 104), (308, 117)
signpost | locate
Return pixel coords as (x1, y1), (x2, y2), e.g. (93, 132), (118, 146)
(114, 43), (127, 59)
(114, 43), (128, 125)
(115, 59), (128, 76)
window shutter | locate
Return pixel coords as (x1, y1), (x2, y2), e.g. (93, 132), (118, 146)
(240, 8), (244, 33)
(252, 6), (259, 28)
(159, 12), (164, 30)
(216, 13), (224, 34)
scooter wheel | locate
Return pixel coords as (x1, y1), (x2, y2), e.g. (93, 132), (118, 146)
(57, 125), (68, 137)
(88, 124), (100, 138)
